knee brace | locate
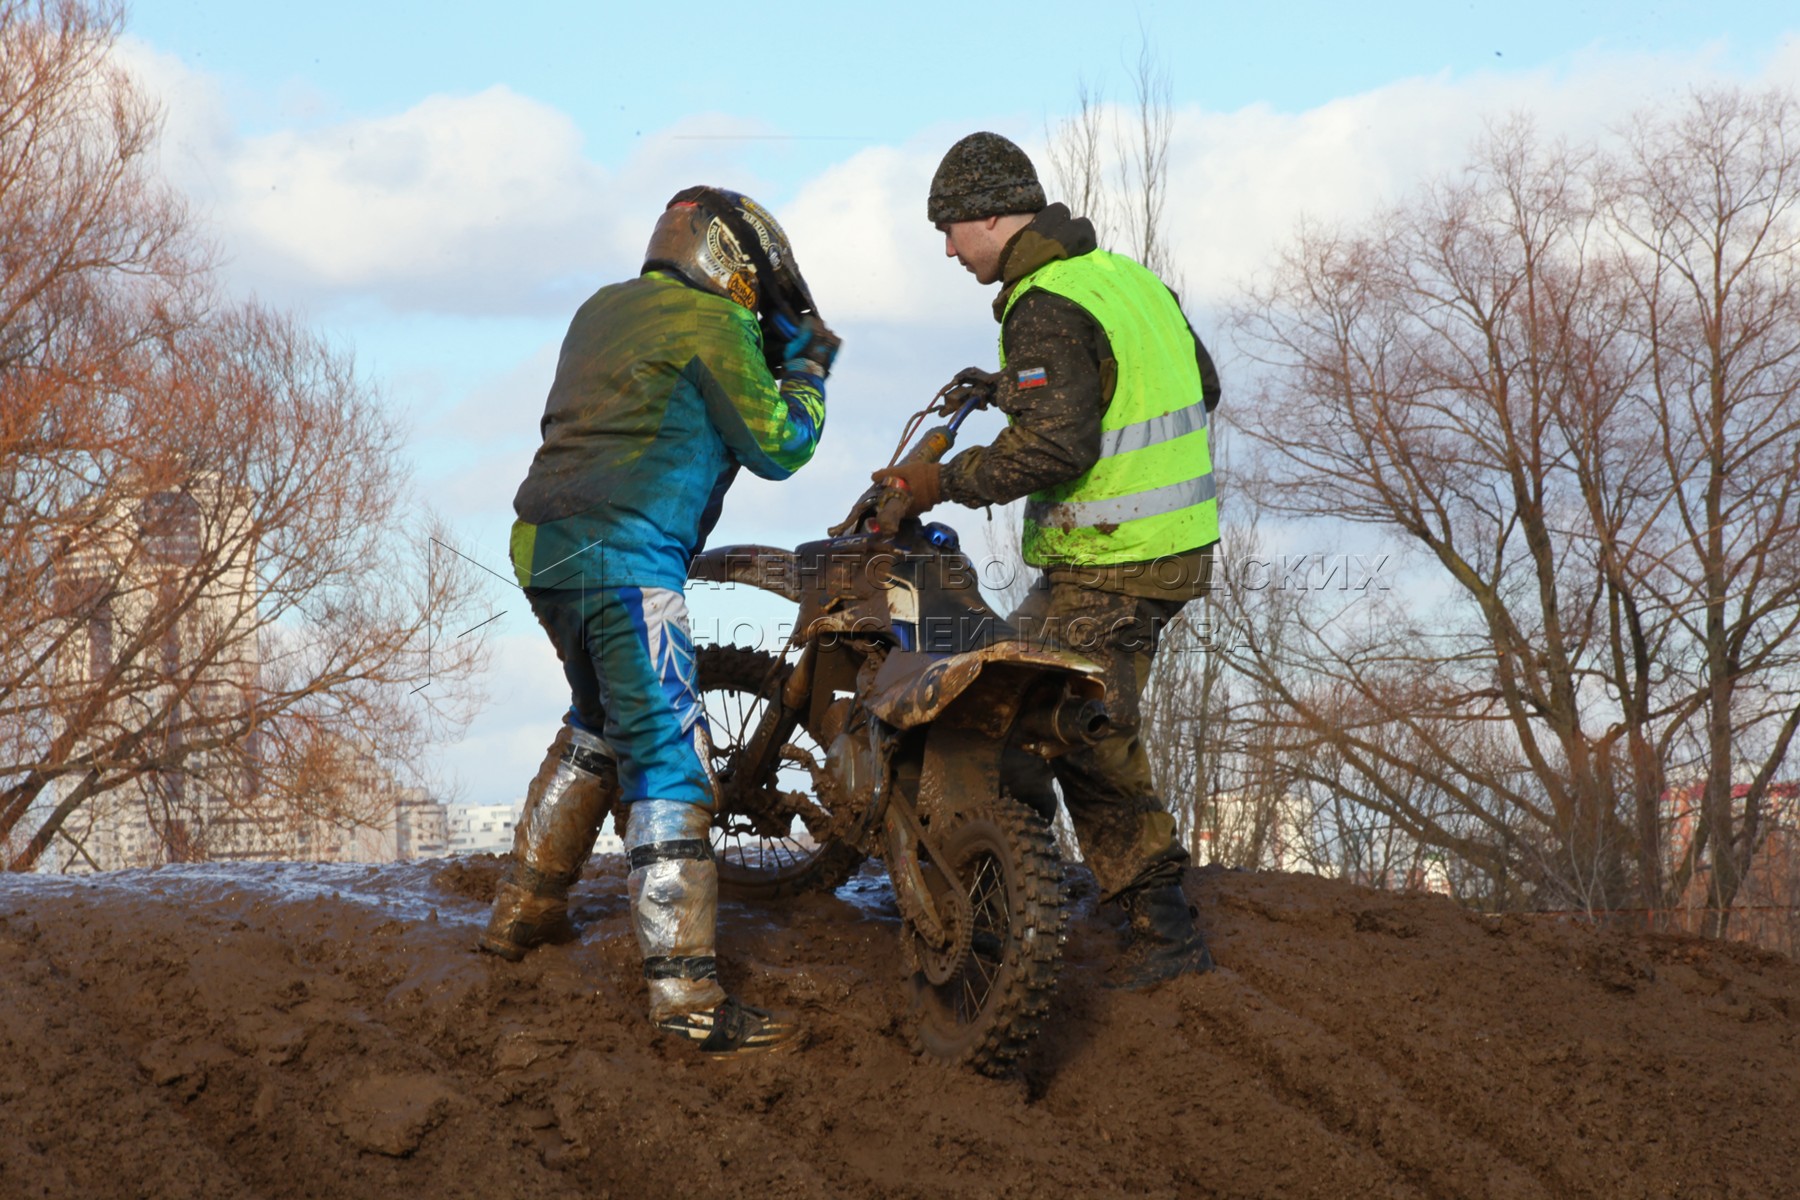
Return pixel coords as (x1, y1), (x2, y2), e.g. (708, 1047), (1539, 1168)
(625, 799), (726, 1018)
(514, 722), (618, 887)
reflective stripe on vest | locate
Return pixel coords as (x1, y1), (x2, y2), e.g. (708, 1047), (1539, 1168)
(1000, 249), (1218, 566)
(1101, 395), (1208, 458)
(1026, 471), (1218, 531)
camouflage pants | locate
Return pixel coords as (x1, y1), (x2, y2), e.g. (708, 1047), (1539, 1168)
(1006, 580), (1190, 899)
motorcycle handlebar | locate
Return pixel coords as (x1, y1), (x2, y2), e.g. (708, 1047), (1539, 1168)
(862, 391), (985, 536)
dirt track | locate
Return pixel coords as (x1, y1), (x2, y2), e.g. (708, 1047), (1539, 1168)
(1, 854), (1796, 1199)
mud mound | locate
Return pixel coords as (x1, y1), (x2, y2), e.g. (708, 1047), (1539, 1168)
(1, 857), (1796, 1199)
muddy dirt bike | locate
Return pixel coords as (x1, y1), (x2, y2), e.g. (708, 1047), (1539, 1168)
(688, 380), (1110, 1073)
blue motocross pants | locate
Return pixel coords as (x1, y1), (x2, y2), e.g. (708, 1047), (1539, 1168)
(527, 585), (713, 809)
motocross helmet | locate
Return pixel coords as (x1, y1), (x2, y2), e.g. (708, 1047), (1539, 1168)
(643, 186), (820, 370)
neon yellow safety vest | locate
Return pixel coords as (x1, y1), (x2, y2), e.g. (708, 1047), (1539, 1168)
(999, 249), (1219, 566)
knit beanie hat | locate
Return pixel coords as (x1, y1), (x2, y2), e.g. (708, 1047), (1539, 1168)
(927, 132), (1046, 224)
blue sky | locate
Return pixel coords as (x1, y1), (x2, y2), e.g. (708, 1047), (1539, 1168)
(118, 1), (1800, 806)
(133, 2), (1793, 150)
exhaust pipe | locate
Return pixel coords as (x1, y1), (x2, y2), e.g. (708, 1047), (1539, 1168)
(1018, 692), (1110, 748)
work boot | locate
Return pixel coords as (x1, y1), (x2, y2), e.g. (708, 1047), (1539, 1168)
(1107, 881), (1216, 990)
(654, 996), (805, 1056)
(480, 722), (618, 961)
(481, 870), (580, 962)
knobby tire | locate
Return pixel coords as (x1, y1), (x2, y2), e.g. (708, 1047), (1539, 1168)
(908, 798), (1065, 1074)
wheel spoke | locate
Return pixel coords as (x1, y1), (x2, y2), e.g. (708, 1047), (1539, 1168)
(960, 972), (978, 1020)
(968, 951), (999, 1004)
(697, 648), (861, 903)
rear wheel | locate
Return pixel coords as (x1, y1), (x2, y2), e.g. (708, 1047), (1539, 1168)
(904, 799), (1065, 1074)
(696, 644), (862, 899)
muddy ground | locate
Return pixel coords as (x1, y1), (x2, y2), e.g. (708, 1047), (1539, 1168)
(1, 855), (1796, 1200)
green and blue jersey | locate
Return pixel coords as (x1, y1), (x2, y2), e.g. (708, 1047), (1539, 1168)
(510, 270), (825, 590)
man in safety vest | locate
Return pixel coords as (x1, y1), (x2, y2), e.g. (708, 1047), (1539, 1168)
(874, 131), (1220, 988)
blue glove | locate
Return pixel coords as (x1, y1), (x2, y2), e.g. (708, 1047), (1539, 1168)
(772, 311), (801, 347)
(781, 315), (841, 379)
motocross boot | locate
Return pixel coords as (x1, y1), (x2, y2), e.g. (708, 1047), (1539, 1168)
(1107, 873), (1216, 990)
(626, 799), (803, 1055)
(479, 722), (618, 961)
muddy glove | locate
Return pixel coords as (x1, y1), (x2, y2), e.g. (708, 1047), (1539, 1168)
(781, 315), (842, 381)
(869, 461), (942, 519)
(934, 365), (999, 416)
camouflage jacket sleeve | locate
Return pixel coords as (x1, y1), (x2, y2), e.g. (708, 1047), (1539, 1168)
(939, 290), (1221, 508)
(938, 291), (1103, 508)
(689, 300), (826, 481)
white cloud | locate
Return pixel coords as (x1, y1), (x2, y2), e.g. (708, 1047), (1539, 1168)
(437, 339), (562, 449)
(760, 48), (1800, 332)
(780, 142), (972, 324)
(1160, 45), (1800, 306)
(116, 37), (239, 187)
(118, 38), (787, 316)
(220, 87), (605, 309)
(118, 34), (1800, 326)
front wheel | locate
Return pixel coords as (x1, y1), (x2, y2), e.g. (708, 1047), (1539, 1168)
(904, 799), (1065, 1074)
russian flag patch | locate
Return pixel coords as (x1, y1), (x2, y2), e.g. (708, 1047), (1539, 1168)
(1016, 366), (1048, 388)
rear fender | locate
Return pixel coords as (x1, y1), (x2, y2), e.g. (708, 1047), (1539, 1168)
(866, 641), (1102, 731)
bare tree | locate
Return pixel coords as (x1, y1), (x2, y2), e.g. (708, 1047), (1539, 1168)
(3, 301), (492, 873)
(1120, 36), (1176, 283)
(1043, 32), (1181, 288)
(1045, 77), (1113, 245)
(1601, 89), (1800, 932)
(1230, 91), (1800, 934)
(0, 0), (491, 871)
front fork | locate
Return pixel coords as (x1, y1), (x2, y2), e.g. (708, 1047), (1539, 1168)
(879, 724), (1006, 955)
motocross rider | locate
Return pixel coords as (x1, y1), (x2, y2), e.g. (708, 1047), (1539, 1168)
(481, 187), (839, 1054)
(874, 132), (1221, 988)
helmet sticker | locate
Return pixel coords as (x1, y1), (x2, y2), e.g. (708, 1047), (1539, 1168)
(726, 271), (756, 309)
(702, 220), (749, 281)
(738, 198), (786, 268)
